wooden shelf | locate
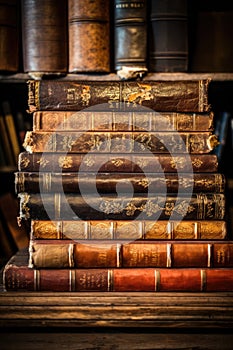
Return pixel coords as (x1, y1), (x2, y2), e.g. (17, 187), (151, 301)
(1, 72), (233, 82)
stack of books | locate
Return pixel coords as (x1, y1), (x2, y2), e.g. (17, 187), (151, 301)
(4, 79), (233, 292)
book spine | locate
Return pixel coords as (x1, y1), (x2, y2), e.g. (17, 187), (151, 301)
(30, 220), (227, 240)
(21, 0), (67, 74)
(0, 0), (19, 72)
(15, 172), (226, 194)
(23, 131), (218, 154)
(28, 240), (233, 269)
(68, 0), (110, 73)
(32, 111), (214, 132)
(114, 0), (147, 71)
(149, 0), (188, 72)
(18, 193), (225, 221)
(18, 152), (219, 173)
(27, 80), (210, 113)
(4, 264), (233, 292)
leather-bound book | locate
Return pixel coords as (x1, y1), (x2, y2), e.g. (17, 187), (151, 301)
(28, 240), (233, 269)
(22, 131), (218, 154)
(4, 249), (233, 292)
(18, 152), (219, 173)
(32, 110), (214, 132)
(0, 0), (19, 72)
(68, 0), (110, 73)
(18, 193), (225, 221)
(15, 172), (225, 194)
(149, 0), (188, 72)
(114, 0), (147, 73)
(21, 0), (67, 76)
(30, 220), (227, 240)
(27, 80), (210, 113)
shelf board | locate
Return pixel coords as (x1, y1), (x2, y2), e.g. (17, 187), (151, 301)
(1, 72), (233, 82)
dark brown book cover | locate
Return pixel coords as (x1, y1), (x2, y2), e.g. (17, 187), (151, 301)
(68, 0), (110, 73)
(32, 110), (214, 132)
(28, 239), (233, 269)
(30, 219), (227, 240)
(27, 80), (210, 113)
(114, 0), (147, 71)
(149, 0), (188, 72)
(21, 0), (67, 74)
(18, 193), (225, 221)
(15, 172), (225, 194)
(4, 249), (233, 291)
(0, 0), (19, 72)
(23, 131), (218, 154)
(18, 152), (219, 173)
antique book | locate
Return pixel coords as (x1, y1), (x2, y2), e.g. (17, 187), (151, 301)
(18, 152), (219, 173)
(4, 249), (233, 292)
(149, 0), (188, 72)
(18, 193), (225, 221)
(27, 80), (210, 113)
(15, 172), (225, 194)
(68, 0), (110, 73)
(21, 0), (67, 75)
(30, 219), (227, 240)
(0, 0), (19, 72)
(28, 239), (233, 269)
(23, 131), (218, 154)
(32, 110), (214, 132)
(114, 0), (147, 71)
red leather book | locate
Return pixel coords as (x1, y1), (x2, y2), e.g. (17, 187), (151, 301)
(14, 172), (225, 194)
(23, 131), (218, 154)
(30, 219), (227, 241)
(18, 152), (219, 173)
(27, 80), (210, 113)
(4, 249), (233, 292)
(28, 239), (233, 269)
(18, 193), (225, 221)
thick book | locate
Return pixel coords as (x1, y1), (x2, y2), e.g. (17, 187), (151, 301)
(30, 219), (227, 240)
(23, 131), (218, 154)
(18, 152), (219, 173)
(32, 110), (214, 132)
(21, 0), (67, 75)
(68, 0), (110, 73)
(0, 0), (19, 72)
(27, 80), (210, 113)
(15, 172), (225, 194)
(18, 193), (225, 221)
(114, 0), (147, 71)
(4, 249), (233, 292)
(149, 0), (188, 72)
(28, 239), (233, 269)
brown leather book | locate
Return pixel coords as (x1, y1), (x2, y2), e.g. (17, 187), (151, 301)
(18, 193), (225, 221)
(21, 0), (67, 75)
(30, 220), (227, 240)
(28, 240), (233, 269)
(114, 0), (147, 71)
(18, 152), (219, 173)
(68, 0), (110, 73)
(32, 110), (214, 132)
(149, 0), (188, 72)
(0, 0), (19, 72)
(15, 172), (225, 194)
(23, 131), (218, 154)
(27, 80), (210, 113)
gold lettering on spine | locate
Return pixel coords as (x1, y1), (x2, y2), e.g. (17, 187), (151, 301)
(201, 269), (207, 291)
(154, 270), (160, 291)
(167, 244), (172, 267)
(54, 193), (61, 220)
(208, 244), (212, 268)
(69, 270), (76, 292)
(17, 173), (25, 192)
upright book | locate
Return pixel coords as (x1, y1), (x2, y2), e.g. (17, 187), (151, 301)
(27, 80), (210, 113)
